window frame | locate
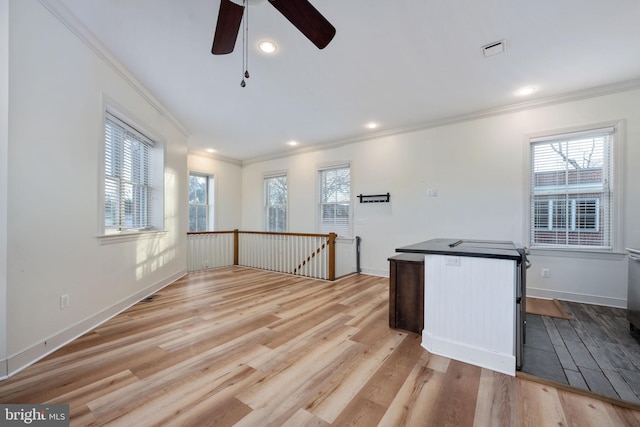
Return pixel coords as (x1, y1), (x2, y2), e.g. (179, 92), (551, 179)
(263, 172), (288, 232)
(189, 171), (215, 232)
(99, 106), (165, 243)
(317, 163), (352, 238)
(527, 124), (619, 252)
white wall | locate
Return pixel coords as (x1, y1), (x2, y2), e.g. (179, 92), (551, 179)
(5, 0), (189, 374)
(187, 154), (242, 231)
(242, 88), (640, 308)
(0, 0), (10, 377)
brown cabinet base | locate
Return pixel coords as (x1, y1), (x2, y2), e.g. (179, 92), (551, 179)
(388, 253), (424, 333)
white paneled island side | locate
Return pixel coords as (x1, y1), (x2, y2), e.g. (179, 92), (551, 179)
(396, 239), (528, 376)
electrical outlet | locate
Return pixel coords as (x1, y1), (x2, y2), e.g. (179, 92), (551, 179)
(446, 256), (461, 266)
(60, 294), (70, 310)
(541, 268), (550, 278)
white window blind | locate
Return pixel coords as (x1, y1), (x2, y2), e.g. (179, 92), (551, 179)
(319, 165), (351, 237)
(104, 113), (154, 232)
(264, 174), (287, 232)
(530, 127), (614, 249)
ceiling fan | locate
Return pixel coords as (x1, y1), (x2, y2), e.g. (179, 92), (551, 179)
(211, 0), (336, 55)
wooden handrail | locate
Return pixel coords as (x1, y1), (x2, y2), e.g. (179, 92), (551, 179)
(187, 230), (333, 238)
(243, 230), (334, 238)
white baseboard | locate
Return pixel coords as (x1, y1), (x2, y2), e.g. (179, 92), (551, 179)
(422, 333), (515, 377)
(359, 267), (388, 277)
(526, 287), (626, 309)
(4, 269), (187, 379)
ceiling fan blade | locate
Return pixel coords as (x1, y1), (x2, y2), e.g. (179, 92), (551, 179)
(211, 0), (245, 55)
(268, 0), (336, 49)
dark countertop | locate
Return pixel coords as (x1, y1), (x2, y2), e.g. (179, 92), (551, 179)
(396, 238), (523, 261)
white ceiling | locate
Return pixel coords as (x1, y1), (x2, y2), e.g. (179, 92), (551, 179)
(57, 0), (640, 162)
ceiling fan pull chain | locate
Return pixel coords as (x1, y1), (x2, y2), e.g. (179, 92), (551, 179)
(240, 0), (249, 87)
(245, 0), (250, 79)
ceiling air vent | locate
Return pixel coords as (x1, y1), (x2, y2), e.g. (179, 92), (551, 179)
(482, 40), (506, 58)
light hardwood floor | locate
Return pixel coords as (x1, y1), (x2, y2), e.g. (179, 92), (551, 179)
(1, 267), (640, 426)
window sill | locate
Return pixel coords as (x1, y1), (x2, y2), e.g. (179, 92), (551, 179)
(529, 246), (627, 261)
(98, 230), (168, 245)
(336, 237), (354, 244)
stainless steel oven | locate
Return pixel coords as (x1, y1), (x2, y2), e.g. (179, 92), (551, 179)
(515, 246), (530, 370)
(627, 248), (640, 335)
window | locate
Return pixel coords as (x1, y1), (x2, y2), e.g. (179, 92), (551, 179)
(530, 127), (614, 249)
(264, 174), (287, 232)
(318, 165), (351, 237)
(103, 112), (163, 235)
(189, 172), (214, 232)
(534, 199), (599, 232)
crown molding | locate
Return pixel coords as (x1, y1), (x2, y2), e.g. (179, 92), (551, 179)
(243, 77), (640, 166)
(38, 0), (191, 138)
(187, 149), (243, 166)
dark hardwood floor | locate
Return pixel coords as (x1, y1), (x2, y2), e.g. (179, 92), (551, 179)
(1, 267), (640, 426)
(522, 300), (640, 404)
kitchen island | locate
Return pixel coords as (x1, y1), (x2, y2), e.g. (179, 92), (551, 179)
(395, 238), (528, 376)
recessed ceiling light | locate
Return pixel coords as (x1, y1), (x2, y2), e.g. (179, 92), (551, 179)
(206, 148), (216, 153)
(287, 140), (298, 146)
(258, 40), (277, 54)
(515, 86), (537, 96)
(365, 122), (379, 129)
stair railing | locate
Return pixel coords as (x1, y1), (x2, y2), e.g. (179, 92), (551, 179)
(187, 230), (336, 280)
